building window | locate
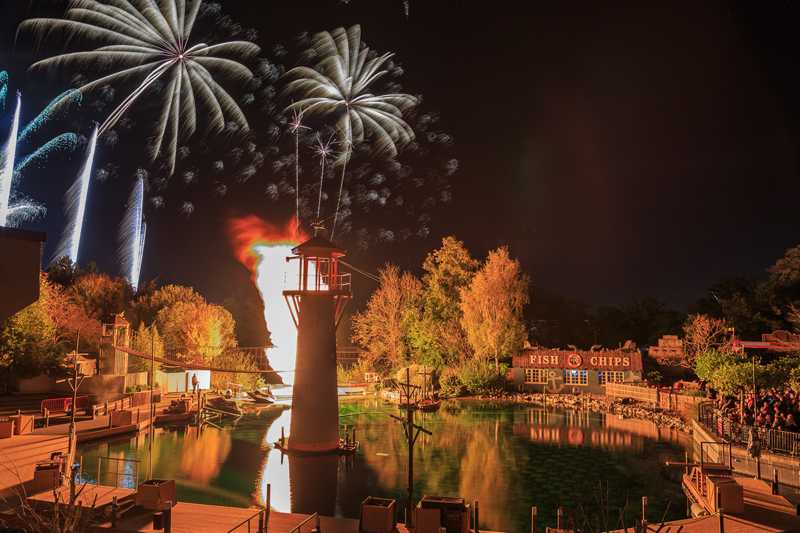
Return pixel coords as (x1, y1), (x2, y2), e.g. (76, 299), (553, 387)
(599, 371), (625, 385)
(563, 369), (588, 386)
(524, 368), (548, 384)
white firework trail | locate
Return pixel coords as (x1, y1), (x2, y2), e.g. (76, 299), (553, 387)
(119, 176), (147, 292)
(0, 93), (21, 227)
(54, 125), (98, 265)
(313, 132), (335, 231)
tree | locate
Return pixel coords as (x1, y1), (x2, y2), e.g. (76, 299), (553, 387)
(460, 247), (529, 370)
(133, 284), (206, 326)
(68, 273), (131, 324)
(694, 349), (758, 396)
(0, 275), (66, 380)
(682, 314), (731, 369)
(352, 265), (422, 369)
(156, 300), (238, 364)
(130, 322), (165, 372)
(408, 237), (479, 367)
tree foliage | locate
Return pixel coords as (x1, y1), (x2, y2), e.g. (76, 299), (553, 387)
(156, 300), (238, 364)
(130, 322), (165, 372)
(460, 247), (529, 369)
(681, 314), (731, 369)
(408, 237), (478, 367)
(352, 265), (422, 369)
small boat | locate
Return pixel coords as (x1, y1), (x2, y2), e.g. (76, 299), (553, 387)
(418, 398), (441, 412)
(246, 390), (274, 404)
(418, 366), (441, 412)
(208, 396), (242, 415)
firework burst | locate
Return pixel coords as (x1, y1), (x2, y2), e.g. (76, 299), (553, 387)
(284, 25), (418, 238)
(20, 0), (260, 175)
(0, 73), (81, 227)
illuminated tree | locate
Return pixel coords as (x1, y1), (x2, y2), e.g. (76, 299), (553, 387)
(681, 314), (731, 369)
(351, 265), (422, 369)
(0, 275), (66, 380)
(460, 247), (529, 370)
(408, 236), (478, 367)
(130, 322), (165, 372)
(156, 300), (237, 364)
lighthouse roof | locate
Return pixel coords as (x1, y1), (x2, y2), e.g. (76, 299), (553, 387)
(292, 236), (346, 258)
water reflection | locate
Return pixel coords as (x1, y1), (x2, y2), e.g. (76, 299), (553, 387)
(77, 399), (686, 532)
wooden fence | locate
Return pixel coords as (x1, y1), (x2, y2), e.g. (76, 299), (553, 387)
(604, 383), (704, 418)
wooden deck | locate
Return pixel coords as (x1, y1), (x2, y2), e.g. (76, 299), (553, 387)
(23, 483), (506, 533)
(0, 433), (69, 494)
(30, 483), (135, 508)
(625, 474), (800, 533)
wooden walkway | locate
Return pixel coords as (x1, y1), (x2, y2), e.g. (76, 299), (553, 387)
(0, 433), (69, 494)
(613, 475), (800, 533)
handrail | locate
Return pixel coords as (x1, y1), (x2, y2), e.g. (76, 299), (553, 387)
(289, 512), (318, 533)
(698, 403), (800, 456)
(226, 508), (265, 533)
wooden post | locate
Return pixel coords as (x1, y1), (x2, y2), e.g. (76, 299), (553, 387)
(556, 507), (563, 530)
(530, 506), (537, 533)
(641, 496), (648, 528)
(474, 500), (479, 533)
(772, 468), (779, 495)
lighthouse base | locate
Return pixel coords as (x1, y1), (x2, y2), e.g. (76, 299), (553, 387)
(287, 293), (340, 453)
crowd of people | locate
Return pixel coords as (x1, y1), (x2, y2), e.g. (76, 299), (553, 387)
(716, 388), (800, 432)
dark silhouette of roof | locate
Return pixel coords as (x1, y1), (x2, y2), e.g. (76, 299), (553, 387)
(292, 236), (346, 257)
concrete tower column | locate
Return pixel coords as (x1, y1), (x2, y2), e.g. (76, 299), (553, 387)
(288, 294), (340, 452)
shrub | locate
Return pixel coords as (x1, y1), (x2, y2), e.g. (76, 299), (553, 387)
(439, 366), (465, 398)
(455, 359), (508, 396)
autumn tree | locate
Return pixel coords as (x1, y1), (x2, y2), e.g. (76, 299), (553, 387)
(130, 322), (165, 372)
(0, 275), (68, 381)
(156, 299), (238, 364)
(681, 314), (731, 369)
(460, 247), (530, 370)
(408, 237), (478, 367)
(352, 265), (423, 370)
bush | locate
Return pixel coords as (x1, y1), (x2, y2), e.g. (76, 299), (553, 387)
(438, 359), (508, 397)
(439, 366), (465, 398)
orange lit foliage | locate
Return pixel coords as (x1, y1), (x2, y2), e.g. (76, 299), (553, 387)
(460, 247), (529, 370)
(352, 265), (422, 369)
(154, 294), (238, 364)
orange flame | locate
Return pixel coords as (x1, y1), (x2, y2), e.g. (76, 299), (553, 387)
(227, 215), (308, 275)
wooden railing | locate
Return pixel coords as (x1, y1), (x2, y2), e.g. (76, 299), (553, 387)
(226, 508), (267, 533)
(41, 396), (89, 414)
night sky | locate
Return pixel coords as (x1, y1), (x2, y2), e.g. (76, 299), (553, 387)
(1, 1), (799, 325)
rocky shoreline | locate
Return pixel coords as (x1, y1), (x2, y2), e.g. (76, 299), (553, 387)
(462, 392), (691, 432)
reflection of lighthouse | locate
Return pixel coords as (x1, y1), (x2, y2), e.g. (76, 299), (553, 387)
(283, 237), (351, 452)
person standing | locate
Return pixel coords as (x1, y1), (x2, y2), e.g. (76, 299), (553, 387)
(191, 373), (199, 395)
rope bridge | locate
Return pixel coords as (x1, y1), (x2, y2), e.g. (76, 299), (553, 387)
(109, 344), (291, 375)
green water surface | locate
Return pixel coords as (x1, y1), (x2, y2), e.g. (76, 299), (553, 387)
(77, 399), (688, 532)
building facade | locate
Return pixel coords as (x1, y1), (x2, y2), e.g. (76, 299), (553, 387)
(508, 347), (643, 394)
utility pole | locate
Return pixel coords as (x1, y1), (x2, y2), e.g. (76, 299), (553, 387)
(65, 331), (86, 459)
(389, 368), (431, 527)
(148, 330), (155, 480)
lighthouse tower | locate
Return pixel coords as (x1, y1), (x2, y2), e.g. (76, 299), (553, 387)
(283, 236), (351, 453)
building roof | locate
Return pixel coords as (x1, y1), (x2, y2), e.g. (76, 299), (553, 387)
(0, 226), (46, 242)
(291, 236), (346, 257)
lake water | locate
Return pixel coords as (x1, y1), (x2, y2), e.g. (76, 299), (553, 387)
(77, 398), (689, 532)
